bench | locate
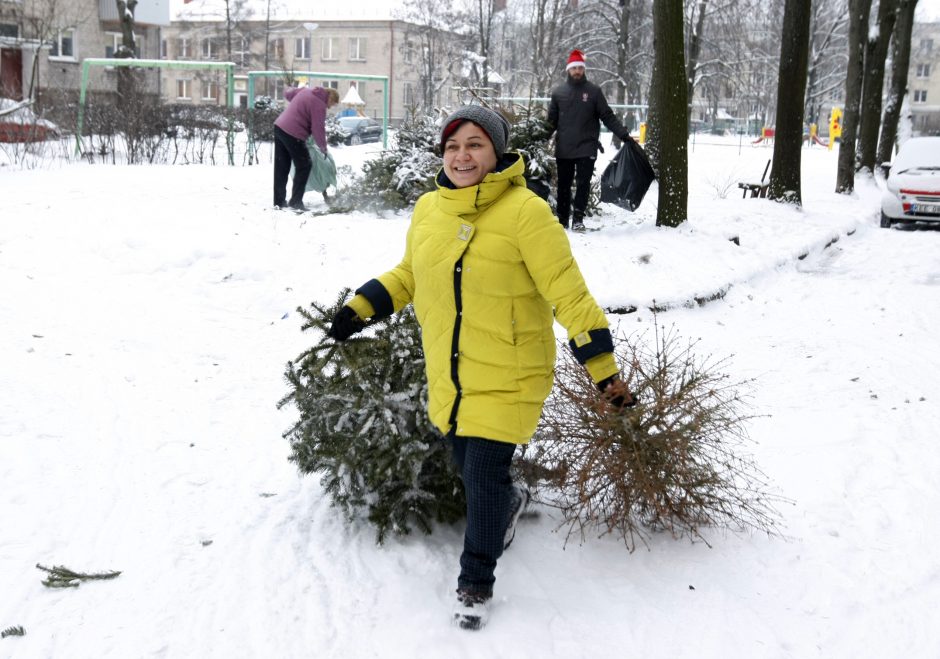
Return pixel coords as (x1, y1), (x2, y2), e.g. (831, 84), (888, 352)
(738, 181), (769, 198)
(738, 159), (771, 199)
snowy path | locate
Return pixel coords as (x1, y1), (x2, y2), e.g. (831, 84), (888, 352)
(2, 149), (939, 657)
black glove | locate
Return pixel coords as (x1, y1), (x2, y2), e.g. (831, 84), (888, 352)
(326, 306), (366, 341)
(621, 132), (635, 143)
(597, 376), (637, 409)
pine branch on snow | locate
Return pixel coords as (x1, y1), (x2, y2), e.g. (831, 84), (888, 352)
(1, 626), (25, 638)
(279, 291), (465, 544)
(36, 563), (122, 588)
(527, 318), (788, 552)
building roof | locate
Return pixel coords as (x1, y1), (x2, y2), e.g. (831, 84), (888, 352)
(171, 0), (406, 22)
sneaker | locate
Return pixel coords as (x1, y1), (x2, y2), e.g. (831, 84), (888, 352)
(452, 589), (491, 630)
(572, 221), (586, 233)
(503, 483), (530, 550)
(288, 200), (307, 212)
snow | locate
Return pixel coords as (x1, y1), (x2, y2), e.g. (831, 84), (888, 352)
(170, 0), (406, 22)
(2, 134), (940, 657)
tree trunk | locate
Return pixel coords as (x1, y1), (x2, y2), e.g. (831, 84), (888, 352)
(836, 0), (872, 194)
(857, 0), (899, 173)
(685, 0), (708, 126)
(877, 0), (918, 166)
(115, 0), (139, 105)
(768, 0), (812, 205)
(652, 0), (688, 227)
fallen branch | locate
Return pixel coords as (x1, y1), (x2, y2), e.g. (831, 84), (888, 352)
(36, 563), (122, 588)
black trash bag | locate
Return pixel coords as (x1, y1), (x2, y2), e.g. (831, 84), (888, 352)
(600, 140), (656, 211)
(526, 177), (551, 202)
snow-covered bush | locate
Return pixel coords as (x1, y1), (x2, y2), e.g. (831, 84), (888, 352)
(279, 291), (465, 544)
(330, 110), (440, 212)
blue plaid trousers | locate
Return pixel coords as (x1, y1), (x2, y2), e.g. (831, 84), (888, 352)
(449, 434), (518, 597)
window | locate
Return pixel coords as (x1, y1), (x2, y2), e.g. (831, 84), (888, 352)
(914, 89), (927, 103)
(270, 38), (285, 59)
(202, 80), (218, 101)
(233, 37), (250, 67)
(50, 28), (76, 59)
(404, 41), (413, 64)
(161, 38), (167, 59)
(403, 81), (415, 107)
(322, 80), (339, 90)
(321, 37), (337, 61)
(348, 37), (366, 61)
(295, 37), (310, 59)
(0, 24), (18, 39)
(920, 39), (933, 52)
(178, 37), (191, 58)
(177, 79), (192, 99)
(202, 38), (217, 59)
(105, 32), (122, 58)
(916, 63), (931, 78)
(273, 78), (286, 100)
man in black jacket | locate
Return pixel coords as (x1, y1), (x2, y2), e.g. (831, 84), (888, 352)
(548, 49), (633, 231)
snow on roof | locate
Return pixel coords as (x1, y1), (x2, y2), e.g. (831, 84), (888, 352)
(341, 85), (365, 105)
(894, 136), (940, 169)
(171, 0), (405, 22)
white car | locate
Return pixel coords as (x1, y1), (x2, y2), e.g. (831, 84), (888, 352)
(880, 136), (940, 228)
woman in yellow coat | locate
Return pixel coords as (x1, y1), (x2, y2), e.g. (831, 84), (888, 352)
(327, 105), (633, 630)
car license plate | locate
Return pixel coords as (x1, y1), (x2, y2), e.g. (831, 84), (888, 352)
(911, 203), (940, 214)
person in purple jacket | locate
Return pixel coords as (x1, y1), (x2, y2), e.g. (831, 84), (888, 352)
(273, 86), (339, 211)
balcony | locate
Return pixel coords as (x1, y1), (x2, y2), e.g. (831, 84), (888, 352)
(99, 0), (169, 27)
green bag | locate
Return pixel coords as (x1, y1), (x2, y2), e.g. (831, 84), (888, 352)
(290, 140), (337, 193)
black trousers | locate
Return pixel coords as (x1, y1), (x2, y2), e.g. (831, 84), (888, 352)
(273, 125), (312, 207)
(449, 434), (517, 597)
(556, 156), (596, 225)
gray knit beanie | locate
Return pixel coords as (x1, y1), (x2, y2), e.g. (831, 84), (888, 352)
(440, 105), (511, 158)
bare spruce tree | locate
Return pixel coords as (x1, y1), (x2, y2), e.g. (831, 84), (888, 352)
(651, 0), (687, 227)
(857, 0), (899, 173)
(767, 0), (811, 204)
(876, 0), (919, 166)
(836, 0), (872, 194)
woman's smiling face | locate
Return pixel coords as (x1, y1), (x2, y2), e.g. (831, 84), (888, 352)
(442, 121), (498, 188)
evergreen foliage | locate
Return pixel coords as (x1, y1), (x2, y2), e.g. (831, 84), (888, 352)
(330, 111), (440, 213)
(1, 626), (25, 638)
(278, 291), (465, 544)
(36, 563), (122, 588)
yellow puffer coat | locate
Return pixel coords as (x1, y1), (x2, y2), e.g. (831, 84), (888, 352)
(348, 153), (617, 443)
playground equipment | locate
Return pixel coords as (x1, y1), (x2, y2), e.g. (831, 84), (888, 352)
(751, 126), (775, 145)
(76, 58), (237, 163)
(246, 70), (389, 157)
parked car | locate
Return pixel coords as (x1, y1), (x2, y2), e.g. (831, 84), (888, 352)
(880, 136), (940, 228)
(337, 116), (382, 145)
(0, 98), (59, 143)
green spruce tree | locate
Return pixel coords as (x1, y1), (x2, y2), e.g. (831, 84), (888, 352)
(279, 291), (465, 543)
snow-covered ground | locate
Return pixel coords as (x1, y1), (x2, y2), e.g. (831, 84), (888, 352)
(2, 135), (939, 658)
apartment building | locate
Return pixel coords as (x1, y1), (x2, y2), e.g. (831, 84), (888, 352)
(909, 22), (940, 135)
(0, 0), (167, 104)
(159, 18), (459, 124)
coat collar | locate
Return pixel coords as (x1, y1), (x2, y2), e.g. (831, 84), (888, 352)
(435, 152), (527, 216)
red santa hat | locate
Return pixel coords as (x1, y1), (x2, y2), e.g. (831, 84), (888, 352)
(566, 49), (586, 71)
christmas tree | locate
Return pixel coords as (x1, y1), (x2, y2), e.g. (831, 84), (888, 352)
(279, 292), (465, 543)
